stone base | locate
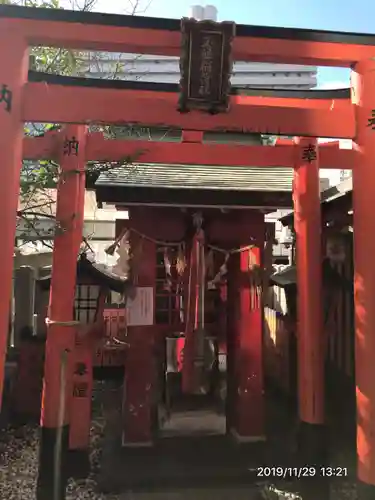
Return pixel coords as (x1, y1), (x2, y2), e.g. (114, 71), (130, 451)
(296, 421), (327, 466)
(357, 480), (375, 500)
(36, 425), (69, 500)
(67, 448), (90, 479)
(122, 434), (153, 447)
(230, 428), (266, 443)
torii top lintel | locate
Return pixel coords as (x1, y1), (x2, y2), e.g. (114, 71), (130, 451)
(2, 4), (375, 67)
(23, 72), (354, 138)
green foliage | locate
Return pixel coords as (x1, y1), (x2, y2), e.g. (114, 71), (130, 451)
(12, 0), (85, 205)
(26, 0), (82, 75)
(11, 0), (99, 246)
(261, 135), (278, 146)
(9, 0), (149, 249)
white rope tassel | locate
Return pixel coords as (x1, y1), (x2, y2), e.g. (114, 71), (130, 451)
(200, 240), (206, 331)
(45, 318), (81, 327)
(163, 247), (173, 292)
(208, 252), (230, 289)
(192, 211), (203, 231)
(112, 230), (131, 278)
(104, 225), (257, 259)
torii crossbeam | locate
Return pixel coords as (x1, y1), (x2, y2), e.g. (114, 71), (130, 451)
(24, 72), (354, 138)
(1, 4), (375, 500)
(23, 129), (355, 170)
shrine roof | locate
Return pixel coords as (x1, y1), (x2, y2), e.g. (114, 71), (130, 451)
(279, 176), (353, 228)
(37, 253), (128, 294)
(95, 163), (293, 209)
(270, 259), (350, 289)
(270, 265), (296, 287)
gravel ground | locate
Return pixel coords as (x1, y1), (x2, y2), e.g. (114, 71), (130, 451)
(0, 380), (359, 499)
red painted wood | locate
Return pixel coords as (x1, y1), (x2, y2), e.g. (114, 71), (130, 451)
(22, 133), (355, 171)
(235, 246), (264, 438)
(40, 125), (87, 429)
(69, 339), (93, 449)
(4, 14), (375, 66)
(0, 30), (28, 408)
(182, 130), (203, 143)
(69, 133), (94, 450)
(352, 60), (375, 487)
(123, 326), (155, 444)
(12, 341), (44, 418)
(211, 211), (265, 439)
(23, 83), (354, 138)
(122, 223), (156, 445)
(293, 137), (324, 425)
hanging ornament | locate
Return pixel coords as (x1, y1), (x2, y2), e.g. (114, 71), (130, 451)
(248, 248), (262, 310)
(163, 247), (173, 292)
(182, 212), (210, 395)
(130, 236), (144, 285)
(208, 252), (229, 289)
(326, 232), (346, 264)
(176, 242), (187, 276)
(264, 228), (276, 278)
(111, 230), (131, 278)
(205, 248), (215, 280)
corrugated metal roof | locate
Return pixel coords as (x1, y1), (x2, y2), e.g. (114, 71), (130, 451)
(270, 265), (296, 287)
(96, 164), (293, 192)
(279, 176), (353, 227)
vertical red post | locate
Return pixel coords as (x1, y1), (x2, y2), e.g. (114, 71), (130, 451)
(37, 125), (87, 500)
(232, 246), (265, 441)
(182, 230), (202, 394)
(293, 137), (326, 462)
(122, 222), (156, 446)
(68, 155), (92, 477)
(0, 28), (28, 408)
(228, 213), (265, 441)
(69, 331), (93, 476)
(351, 60), (375, 500)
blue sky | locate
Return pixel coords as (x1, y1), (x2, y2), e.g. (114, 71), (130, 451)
(93, 0), (375, 88)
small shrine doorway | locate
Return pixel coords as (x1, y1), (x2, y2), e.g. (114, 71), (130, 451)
(159, 236), (227, 439)
(112, 204), (269, 444)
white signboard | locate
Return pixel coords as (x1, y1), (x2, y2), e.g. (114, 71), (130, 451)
(127, 287), (154, 326)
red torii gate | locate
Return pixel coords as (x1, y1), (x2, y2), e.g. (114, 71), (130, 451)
(1, 4), (375, 500)
(23, 130), (356, 170)
(23, 75), (355, 138)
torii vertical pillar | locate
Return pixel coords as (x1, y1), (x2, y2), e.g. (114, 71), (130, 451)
(225, 212), (265, 441)
(0, 28), (28, 409)
(233, 245), (265, 441)
(293, 137), (326, 464)
(68, 149), (92, 478)
(122, 212), (156, 446)
(37, 126), (87, 500)
(351, 59), (375, 499)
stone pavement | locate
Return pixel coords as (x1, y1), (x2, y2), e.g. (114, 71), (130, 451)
(101, 486), (266, 500)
